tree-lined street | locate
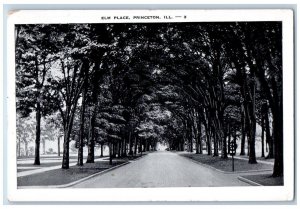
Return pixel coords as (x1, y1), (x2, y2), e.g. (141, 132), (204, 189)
(16, 22), (283, 187)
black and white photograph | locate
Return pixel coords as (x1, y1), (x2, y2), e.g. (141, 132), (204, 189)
(6, 9), (294, 202)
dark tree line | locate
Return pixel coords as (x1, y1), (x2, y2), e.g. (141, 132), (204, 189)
(16, 22), (283, 177)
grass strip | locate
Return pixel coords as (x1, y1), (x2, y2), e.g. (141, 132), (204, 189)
(241, 174), (283, 186)
(180, 153), (273, 172)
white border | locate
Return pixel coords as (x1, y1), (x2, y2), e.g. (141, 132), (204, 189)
(6, 9), (294, 202)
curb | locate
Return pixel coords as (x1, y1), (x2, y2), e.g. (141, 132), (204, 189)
(237, 176), (263, 186)
(179, 154), (272, 174)
(18, 161), (130, 189)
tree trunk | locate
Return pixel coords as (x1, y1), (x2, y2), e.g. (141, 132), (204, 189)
(123, 138), (127, 156)
(199, 125), (203, 154)
(206, 129), (212, 155)
(109, 143), (113, 165)
(240, 131), (246, 156)
(248, 114), (257, 164)
(265, 106), (274, 159)
(271, 80), (283, 177)
(118, 141), (122, 157)
(129, 131), (133, 155)
(100, 143), (103, 157)
(249, 124), (257, 164)
(221, 123), (229, 159)
(244, 79), (257, 164)
(142, 139), (147, 152)
(134, 136), (138, 155)
(34, 103), (41, 165)
(233, 127), (237, 155)
(86, 111), (96, 163)
(213, 132), (219, 156)
(189, 124), (193, 152)
(195, 137), (199, 154)
(227, 126), (232, 154)
(62, 128), (71, 169)
(197, 123), (203, 154)
(62, 121), (72, 169)
(77, 88), (87, 166)
(272, 109), (283, 177)
(206, 134), (209, 154)
(240, 106), (246, 156)
(227, 127), (231, 153)
(61, 61), (85, 169)
(86, 138), (95, 163)
(219, 140), (222, 152)
(261, 105), (265, 158)
(144, 139), (148, 152)
(113, 143), (116, 157)
(140, 139), (143, 156)
(247, 137), (250, 156)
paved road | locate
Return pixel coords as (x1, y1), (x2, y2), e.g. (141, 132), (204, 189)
(73, 151), (249, 188)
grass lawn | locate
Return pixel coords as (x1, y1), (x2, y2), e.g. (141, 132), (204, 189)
(17, 154), (146, 187)
(180, 153), (273, 172)
(17, 160), (127, 187)
(241, 174), (283, 186)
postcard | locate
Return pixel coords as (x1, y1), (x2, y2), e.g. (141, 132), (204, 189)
(5, 9), (294, 202)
